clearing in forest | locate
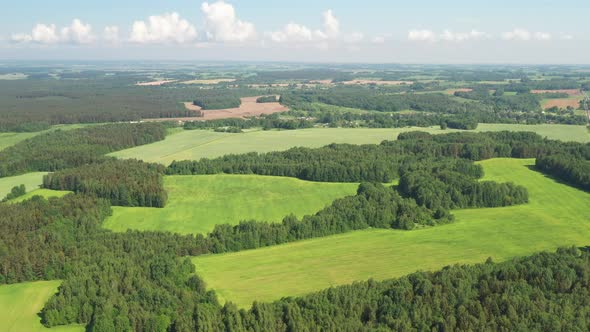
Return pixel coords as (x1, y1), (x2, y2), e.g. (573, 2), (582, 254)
(103, 174), (358, 235)
(193, 158), (590, 307)
(0, 281), (83, 332)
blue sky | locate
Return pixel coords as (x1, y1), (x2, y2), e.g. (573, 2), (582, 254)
(2, 0), (589, 63)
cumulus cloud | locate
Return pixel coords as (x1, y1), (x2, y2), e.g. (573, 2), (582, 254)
(11, 19), (94, 44)
(502, 29), (551, 41)
(409, 29), (487, 42)
(130, 12), (197, 44)
(268, 9), (352, 44)
(103, 26), (119, 43)
(322, 9), (340, 37)
(408, 29), (437, 42)
(440, 29), (487, 42)
(201, 1), (256, 42)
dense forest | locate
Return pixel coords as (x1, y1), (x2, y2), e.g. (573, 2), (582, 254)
(43, 159), (168, 207)
(0, 123), (166, 177)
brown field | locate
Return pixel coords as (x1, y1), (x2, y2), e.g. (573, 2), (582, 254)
(342, 80), (414, 86)
(135, 80), (177, 86)
(181, 79), (236, 85)
(309, 80), (333, 85)
(542, 98), (582, 109)
(532, 89), (581, 96)
(145, 96), (288, 122)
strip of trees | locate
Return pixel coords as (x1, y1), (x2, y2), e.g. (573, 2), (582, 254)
(0, 123), (167, 177)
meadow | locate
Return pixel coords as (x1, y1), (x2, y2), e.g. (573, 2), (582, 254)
(193, 158), (590, 307)
(110, 124), (590, 165)
(103, 175), (358, 235)
(0, 172), (47, 198)
(0, 281), (83, 332)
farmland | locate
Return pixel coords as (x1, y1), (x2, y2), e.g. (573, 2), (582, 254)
(109, 124), (590, 165)
(0, 281), (83, 332)
(103, 175), (358, 235)
(193, 158), (590, 307)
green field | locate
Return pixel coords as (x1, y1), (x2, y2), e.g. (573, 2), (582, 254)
(0, 281), (83, 332)
(110, 124), (589, 165)
(193, 158), (590, 307)
(104, 175), (358, 235)
(0, 172), (47, 199)
(7, 189), (70, 204)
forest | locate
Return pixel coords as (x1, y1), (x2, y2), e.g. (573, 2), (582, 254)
(43, 159), (168, 207)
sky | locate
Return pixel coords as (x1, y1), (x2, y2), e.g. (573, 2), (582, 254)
(2, 0), (589, 63)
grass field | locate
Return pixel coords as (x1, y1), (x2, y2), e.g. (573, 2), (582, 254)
(7, 189), (70, 204)
(104, 175), (358, 235)
(0, 281), (83, 332)
(193, 158), (590, 307)
(110, 124), (589, 165)
(0, 172), (47, 199)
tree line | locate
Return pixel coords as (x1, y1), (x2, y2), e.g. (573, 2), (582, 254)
(536, 154), (590, 191)
(43, 159), (168, 207)
(0, 123), (167, 177)
(167, 131), (589, 183)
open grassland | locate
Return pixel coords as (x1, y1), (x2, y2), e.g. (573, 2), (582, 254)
(0, 172), (47, 198)
(104, 175), (358, 235)
(0, 124), (94, 151)
(0, 281), (83, 332)
(7, 189), (70, 204)
(193, 158), (590, 307)
(110, 124), (590, 165)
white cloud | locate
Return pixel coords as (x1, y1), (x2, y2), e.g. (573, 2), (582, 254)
(130, 12), (197, 44)
(561, 34), (574, 40)
(409, 29), (487, 42)
(103, 26), (120, 43)
(372, 36), (386, 44)
(61, 19), (94, 44)
(408, 29), (437, 42)
(534, 32), (552, 41)
(502, 29), (551, 41)
(323, 9), (340, 37)
(440, 29), (486, 42)
(201, 1), (256, 42)
(268, 9), (352, 44)
(11, 19), (94, 44)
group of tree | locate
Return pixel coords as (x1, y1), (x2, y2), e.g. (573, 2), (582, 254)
(183, 115), (314, 131)
(0, 123), (167, 177)
(255, 95), (277, 103)
(43, 159), (168, 207)
(1, 184), (26, 202)
(536, 154), (590, 191)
